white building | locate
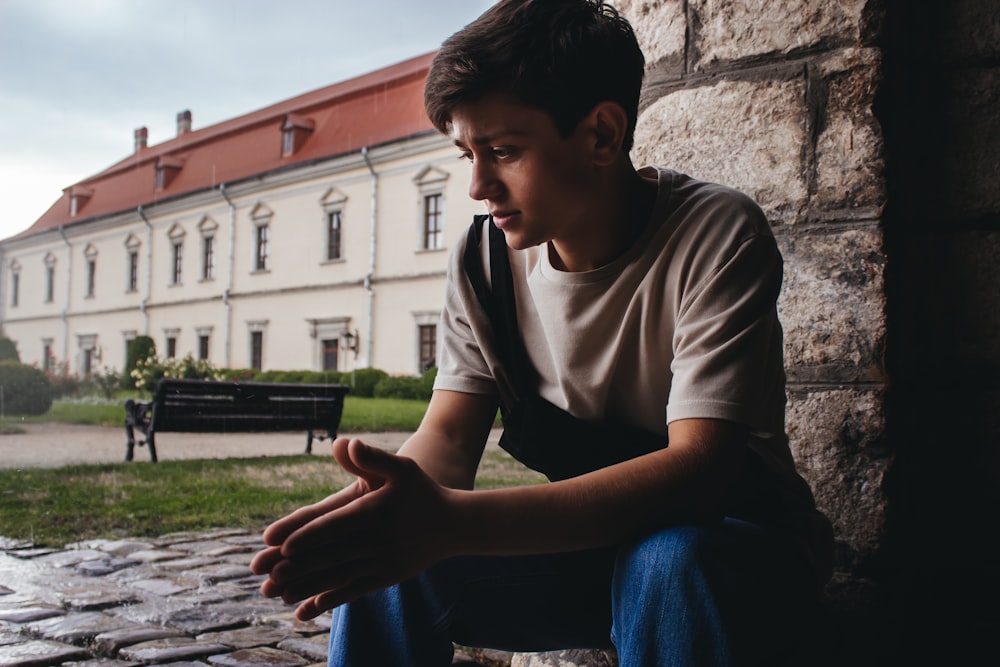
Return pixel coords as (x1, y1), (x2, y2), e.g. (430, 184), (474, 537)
(0, 53), (481, 378)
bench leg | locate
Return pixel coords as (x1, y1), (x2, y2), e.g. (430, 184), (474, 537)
(306, 431), (314, 455)
(125, 423), (136, 462)
(148, 432), (158, 463)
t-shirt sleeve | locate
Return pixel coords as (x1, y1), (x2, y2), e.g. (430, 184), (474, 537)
(665, 224), (786, 436)
(432, 235), (501, 397)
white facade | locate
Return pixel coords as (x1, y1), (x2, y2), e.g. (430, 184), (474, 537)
(0, 134), (479, 378)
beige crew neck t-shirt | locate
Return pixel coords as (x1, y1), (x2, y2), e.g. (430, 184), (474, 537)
(435, 167), (815, 518)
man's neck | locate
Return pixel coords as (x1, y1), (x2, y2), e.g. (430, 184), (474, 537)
(549, 165), (657, 273)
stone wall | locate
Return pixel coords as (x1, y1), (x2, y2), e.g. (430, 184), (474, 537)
(621, 0), (1000, 662)
(623, 0), (888, 569)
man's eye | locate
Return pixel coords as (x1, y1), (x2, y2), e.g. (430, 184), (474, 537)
(457, 152), (473, 162)
(492, 147), (513, 159)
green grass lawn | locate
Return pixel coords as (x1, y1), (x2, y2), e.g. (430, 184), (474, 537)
(0, 394), (433, 431)
(0, 394), (535, 548)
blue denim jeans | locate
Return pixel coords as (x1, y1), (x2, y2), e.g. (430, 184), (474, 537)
(328, 519), (814, 666)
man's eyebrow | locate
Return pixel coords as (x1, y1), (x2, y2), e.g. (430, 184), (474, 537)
(453, 130), (531, 147)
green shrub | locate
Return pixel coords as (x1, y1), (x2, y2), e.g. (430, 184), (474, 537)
(374, 375), (422, 399)
(251, 370), (282, 383)
(0, 362), (53, 416)
(418, 366), (437, 400)
(122, 336), (156, 389)
(272, 370), (313, 384)
(345, 367), (389, 398)
(219, 368), (256, 382)
(0, 336), (19, 362)
(299, 370), (343, 384)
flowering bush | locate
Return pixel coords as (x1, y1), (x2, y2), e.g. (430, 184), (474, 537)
(45, 360), (81, 398)
(131, 353), (224, 393)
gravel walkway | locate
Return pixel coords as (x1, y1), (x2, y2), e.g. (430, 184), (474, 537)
(0, 422), (416, 469)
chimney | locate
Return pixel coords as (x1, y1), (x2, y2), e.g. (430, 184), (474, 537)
(176, 109), (192, 136)
(134, 126), (148, 152)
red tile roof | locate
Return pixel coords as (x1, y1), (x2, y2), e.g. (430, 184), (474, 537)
(14, 51), (438, 241)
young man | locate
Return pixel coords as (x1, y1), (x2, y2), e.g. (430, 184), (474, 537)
(252, 1), (833, 664)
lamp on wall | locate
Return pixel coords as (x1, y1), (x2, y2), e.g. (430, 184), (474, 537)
(342, 329), (360, 358)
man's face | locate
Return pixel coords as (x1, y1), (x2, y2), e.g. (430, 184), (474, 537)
(448, 94), (595, 251)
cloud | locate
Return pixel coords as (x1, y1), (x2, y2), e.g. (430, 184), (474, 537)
(0, 0), (495, 238)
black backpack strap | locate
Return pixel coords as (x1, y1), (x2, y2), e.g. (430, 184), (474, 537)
(462, 215), (534, 398)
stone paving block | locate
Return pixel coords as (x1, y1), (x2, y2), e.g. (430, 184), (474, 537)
(95, 540), (156, 558)
(125, 549), (185, 564)
(175, 584), (255, 606)
(0, 626), (23, 646)
(277, 636), (330, 663)
(77, 556), (139, 577)
(4, 548), (59, 559)
(32, 549), (107, 568)
(207, 645), (309, 667)
(58, 582), (138, 612)
(176, 540), (253, 557)
(118, 637), (232, 663)
(165, 601), (283, 634)
(0, 606), (65, 623)
(199, 564), (255, 584)
(93, 625), (188, 655)
(26, 610), (132, 645)
(261, 610), (330, 635)
(59, 660), (142, 667)
(197, 624), (297, 650)
(132, 578), (197, 597)
(156, 555), (223, 571)
(511, 648), (619, 667)
(0, 639), (91, 666)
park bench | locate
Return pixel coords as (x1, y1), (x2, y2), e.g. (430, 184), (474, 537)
(123, 378), (350, 463)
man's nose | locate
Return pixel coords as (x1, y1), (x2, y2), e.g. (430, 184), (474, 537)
(468, 161), (501, 202)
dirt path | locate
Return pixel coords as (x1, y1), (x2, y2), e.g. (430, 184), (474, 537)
(0, 422), (421, 469)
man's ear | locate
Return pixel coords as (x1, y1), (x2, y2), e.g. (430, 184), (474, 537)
(583, 101), (629, 167)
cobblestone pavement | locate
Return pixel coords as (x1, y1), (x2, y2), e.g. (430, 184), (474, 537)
(0, 528), (336, 667)
(0, 529), (617, 667)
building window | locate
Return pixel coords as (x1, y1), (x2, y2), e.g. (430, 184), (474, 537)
(419, 324), (437, 371)
(322, 338), (339, 371)
(250, 330), (264, 370)
(42, 340), (54, 372)
(172, 242), (184, 284)
(327, 210), (342, 261)
(202, 236), (215, 280)
(165, 336), (177, 359)
(85, 259), (96, 298)
(45, 266), (55, 303)
(198, 334), (210, 360)
(9, 268), (18, 307)
(281, 113), (315, 157)
(423, 193), (443, 250)
(127, 250), (139, 292)
(255, 224), (269, 271)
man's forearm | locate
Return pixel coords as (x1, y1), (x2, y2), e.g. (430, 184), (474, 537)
(446, 418), (746, 556)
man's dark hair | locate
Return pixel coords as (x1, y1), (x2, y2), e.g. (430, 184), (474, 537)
(425, 0), (645, 152)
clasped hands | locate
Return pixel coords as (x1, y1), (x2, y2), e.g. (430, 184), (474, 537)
(250, 438), (459, 620)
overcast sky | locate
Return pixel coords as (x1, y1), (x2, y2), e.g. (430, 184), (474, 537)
(0, 0), (495, 241)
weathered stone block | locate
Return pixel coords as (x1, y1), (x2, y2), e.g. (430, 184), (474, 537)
(615, 0), (686, 68)
(813, 48), (885, 216)
(634, 77), (809, 223)
(786, 387), (889, 565)
(776, 228), (886, 379)
(942, 68), (1000, 220)
(690, 0), (868, 67)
